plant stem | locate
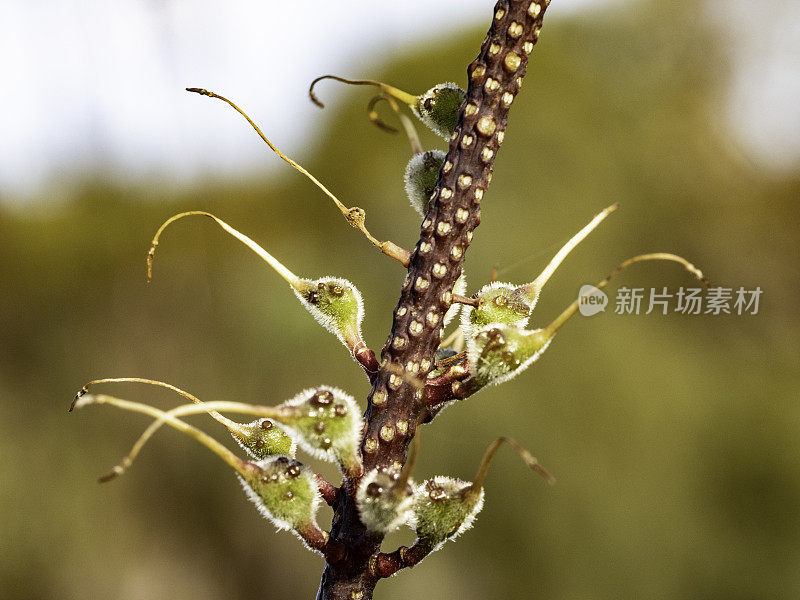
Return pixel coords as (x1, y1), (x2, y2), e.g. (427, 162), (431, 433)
(316, 1), (551, 597)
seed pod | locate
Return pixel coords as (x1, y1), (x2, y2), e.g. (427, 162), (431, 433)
(272, 386), (362, 473)
(148, 212), (366, 358)
(72, 393), (323, 540)
(71, 378), (297, 482)
(88, 384), (364, 475)
(404, 150), (446, 216)
(467, 324), (553, 388)
(292, 277), (365, 353)
(229, 418), (296, 460)
(412, 83), (466, 139)
(309, 75), (465, 139)
(411, 476), (482, 551)
(356, 469), (415, 534)
(410, 438), (552, 551)
(238, 456), (322, 533)
(466, 250), (709, 390)
(463, 281), (532, 332)
(463, 204), (618, 334)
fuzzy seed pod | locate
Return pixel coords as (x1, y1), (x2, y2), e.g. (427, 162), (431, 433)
(229, 418), (296, 460)
(464, 245), (710, 391)
(72, 393), (324, 541)
(412, 83), (466, 139)
(467, 324), (553, 388)
(308, 76), (464, 140)
(404, 150), (446, 216)
(148, 212), (369, 360)
(409, 438), (552, 552)
(462, 205), (621, 336)
(462, 281), (534, 336)
(410, 476), (484, 552)
(273, 386), (363, 473)
(238, 455), (321, 532)
(292, 277), (365, 353)
(356, 469), (415, 535)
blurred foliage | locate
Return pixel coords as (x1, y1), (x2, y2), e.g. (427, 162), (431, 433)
(2, 1), (799, 599)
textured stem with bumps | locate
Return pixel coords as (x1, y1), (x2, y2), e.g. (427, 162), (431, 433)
(316, 1), (550, 598)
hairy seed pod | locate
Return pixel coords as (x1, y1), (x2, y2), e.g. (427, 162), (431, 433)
(308, 75), (465, 140)
(412, 83), (466, 139)
(229, 418), (296, 460)
(148, 212), (368, 358)
(238, 456), (321, 532)
(462, 281), (533, 333)
(467, 324), (553, 388)
(273, 386), (363, 473)
(409, 438), (551, 552)
(72, 393), (324, 541)
(462, 205), (619, 335)
(293, 276), (365, 352)
(356, 469), (415, 534)
(404, 150), (446, 216)
(410, 476), (483, 552)
(465, 246), (710, 391)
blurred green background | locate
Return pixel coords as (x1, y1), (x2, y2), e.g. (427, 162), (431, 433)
(2, 1), (799, 599)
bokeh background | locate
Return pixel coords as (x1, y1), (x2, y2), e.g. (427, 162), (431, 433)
(2, 0), (799, 599)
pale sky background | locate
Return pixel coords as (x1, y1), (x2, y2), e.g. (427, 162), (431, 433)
(0, 0), (797, 202)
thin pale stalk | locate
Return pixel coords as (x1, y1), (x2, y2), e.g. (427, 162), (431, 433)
(185, 88), (410, 266)
(543, 252), (709, 337)
(309, 75), (418, 109)
(73, 394), (243, 472)
(524, 203), (618, 294)
(147, 211), (302, 289)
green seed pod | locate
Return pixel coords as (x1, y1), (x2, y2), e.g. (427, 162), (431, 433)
(70, 378), (298, 481)
(410, 438), (552, 552)
(148, 212), (367, 358)
(356, 469), (415, 534)
(411, 476), (483, 551)
(273, 386), (362, 473)
(72, 393), (324, 542)
(467, 324), (553, 388)
(465, 245), (711, 391)
(462, 205), (620, 336)
(308, 76), (464, 140)
(292, 277), (365, 352)
(228, 418), (296, 460)
(412, 83), (466, 139)
(404, 150), (446, 216)
(238, 455), (321, 533)
(463, 282), (533, 334)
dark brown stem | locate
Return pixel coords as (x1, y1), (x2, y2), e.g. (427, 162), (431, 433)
(317, 474), (340, 507)
(373, 541), (435, 579)
(353, 343), (380, 383)
(316, 1), (551, 598)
